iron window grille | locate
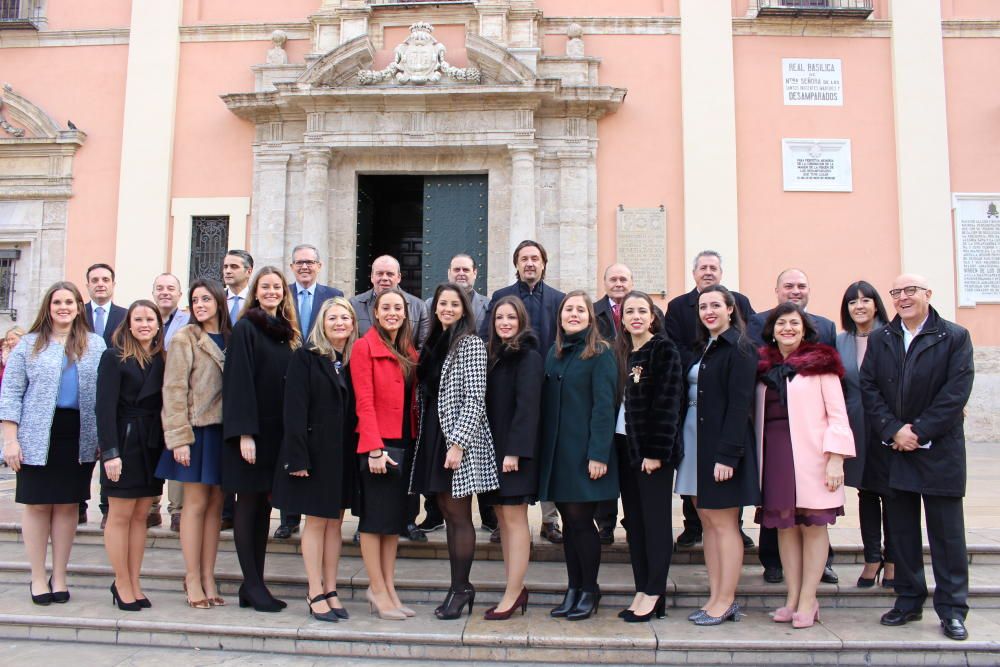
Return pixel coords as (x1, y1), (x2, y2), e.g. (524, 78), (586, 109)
(0, 0), (44, 30)
(757, 0), (874, 18)
(188, 216), (230, 286)
(0, 249), (20, 320)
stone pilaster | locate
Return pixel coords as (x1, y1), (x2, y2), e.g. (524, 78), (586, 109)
(301, 147), (332, 267)
(252, 153), (291, 270)
(556, 150), (592, 291)
(508, 144), (537, 258)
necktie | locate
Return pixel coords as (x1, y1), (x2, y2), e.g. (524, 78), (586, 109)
(229, 296), (241, 324)
(299, 289), (312, 336)
(612, 303), (622, 331)
(94, 306), (106, 336)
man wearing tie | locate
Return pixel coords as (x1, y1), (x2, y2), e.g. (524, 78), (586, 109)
(220, 249), (254, 531)
(274, 244), (344, 540)
(81, 263), (127, 526)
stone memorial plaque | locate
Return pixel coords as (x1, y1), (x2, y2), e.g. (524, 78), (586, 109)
(954, 194), (1000, 307)
(617, 206), (667, 294)
(783, 58), (843, 106)
(782, 138), (853, 192)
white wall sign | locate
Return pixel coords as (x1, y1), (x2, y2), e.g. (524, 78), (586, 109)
(783, 58), (843, 106)
(781, 139), (853, 192)
(953, 193), (1000, 307)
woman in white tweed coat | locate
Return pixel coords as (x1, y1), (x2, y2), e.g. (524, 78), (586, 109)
(411, 283), (499, 620)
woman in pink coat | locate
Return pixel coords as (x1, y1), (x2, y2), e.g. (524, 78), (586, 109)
(754, 302), (855, 629)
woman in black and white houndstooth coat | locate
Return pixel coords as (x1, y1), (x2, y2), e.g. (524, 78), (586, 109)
(411, 283), (499, 620)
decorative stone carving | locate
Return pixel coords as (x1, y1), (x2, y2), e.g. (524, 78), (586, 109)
(358, 23), (480, 85)
(266, 29), (289, 65)
(566, 23), (585, 58)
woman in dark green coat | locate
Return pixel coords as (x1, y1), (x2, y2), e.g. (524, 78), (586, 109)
(539, 290), (618, 621)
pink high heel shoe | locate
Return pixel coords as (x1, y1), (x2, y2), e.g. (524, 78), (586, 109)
(772, 606), (794, 623)
(792, 602), (820, 629)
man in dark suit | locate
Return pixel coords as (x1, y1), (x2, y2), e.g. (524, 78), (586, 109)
(861, 274), (974, 641)
(273, 244), (345, 539)
(663, 250), (755, 550)
(351, 255), (429, 350)
(748, 267), (838, 585)
(480, 240), (566, 544)
(81, 262), (128, 526)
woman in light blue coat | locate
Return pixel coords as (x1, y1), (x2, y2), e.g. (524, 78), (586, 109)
(0, 282), (105, 606)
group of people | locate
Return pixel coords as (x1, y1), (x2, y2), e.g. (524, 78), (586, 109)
(0, 240), (974, 641)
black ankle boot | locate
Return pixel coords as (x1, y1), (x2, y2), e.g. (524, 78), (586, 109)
(567, 589), (601, 621)
(550, 588), (581, 618)
(434, 586), (475, 620)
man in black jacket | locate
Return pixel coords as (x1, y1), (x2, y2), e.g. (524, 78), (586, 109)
(480, 240), (565, 544)
(663, 251), (754, 550)
(861, 274), (974, 641)
(748, 267), (838, 584)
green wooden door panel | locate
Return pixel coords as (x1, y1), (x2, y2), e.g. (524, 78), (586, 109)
(421, 174), (488, 300)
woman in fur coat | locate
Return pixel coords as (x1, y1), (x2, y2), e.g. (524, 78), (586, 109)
(755, 302), (855, 629)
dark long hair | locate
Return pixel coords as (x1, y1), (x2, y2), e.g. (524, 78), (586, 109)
(242, 266), (301, 350)
(554, 291), (609, 360)
(762, 302), (817, 347)
(614, 291), (662, 395)
(426, 283), (477, 353)
(694, 285), (747, 349)
(372, 288), (416, 379)
(111, 300), (165, 368)
(839, 280), (889, 334)
(29, 281), (91, 361)
(486, 295), (533, 365)
(188, 278), (232, 346)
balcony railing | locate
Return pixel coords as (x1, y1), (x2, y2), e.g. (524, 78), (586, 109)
(0, 0), (44, 30)
(368, 0), (476, 6)
(757, 0), (874, 18)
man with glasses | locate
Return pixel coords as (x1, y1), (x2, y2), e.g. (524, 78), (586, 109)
(861, 274), (974, 641)
(273, 244), (344, 540)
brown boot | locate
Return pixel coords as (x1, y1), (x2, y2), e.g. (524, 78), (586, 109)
(540, 522), (563, 544)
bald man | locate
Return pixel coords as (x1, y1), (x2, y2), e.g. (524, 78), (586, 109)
(748, 268), (836, 347)
(350, 254), (430, 349)
(860, 274), (974, 641)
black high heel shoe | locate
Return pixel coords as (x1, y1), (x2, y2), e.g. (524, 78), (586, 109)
(238, 584), (283, 613)
(550, 588), (581, 618)
(624, 595), (666, 622)
(29, 581), (52, 606)
(324, 591), (349, 619)
(307, 593), (339, 623)
(857, 560), (885, 588)
(435, 586), (475, 620)
(110, 582), (142, 612)
(48, 577), (69, 604)
(881, 562), (895, 589)
(567, 589), (601, 621)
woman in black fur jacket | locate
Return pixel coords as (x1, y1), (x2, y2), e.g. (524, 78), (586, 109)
(613, 291), (684, 622)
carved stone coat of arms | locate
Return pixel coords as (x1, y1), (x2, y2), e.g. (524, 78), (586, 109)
(359, 22), (480, 85)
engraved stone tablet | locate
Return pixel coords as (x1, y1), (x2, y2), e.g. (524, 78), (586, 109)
(782, 138), (852, 192)
(783, 58), (843, 107)
(616, 206), (667, 295)
(954, 194), (1000, 307)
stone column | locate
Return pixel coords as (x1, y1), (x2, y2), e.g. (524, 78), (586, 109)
(557, 151), (592, 291)
(508, 145), (537, 259)
(301, 147), (332, 265)
(252, 152), (291, 270)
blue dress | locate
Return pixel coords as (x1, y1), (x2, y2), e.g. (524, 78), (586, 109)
(154, 333), (224, 486)
(674, 361), (700, 496)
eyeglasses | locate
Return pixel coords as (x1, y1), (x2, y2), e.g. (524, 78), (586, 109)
(292, 260), (319, 267)
(888, 286), (928, 299)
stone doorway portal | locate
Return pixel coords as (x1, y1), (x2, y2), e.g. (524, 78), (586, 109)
(356, 174), (488, 300)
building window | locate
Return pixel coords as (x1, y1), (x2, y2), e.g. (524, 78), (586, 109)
(188, 216), (230, 286)
(0, 249), (20, 320)
(0, 0), (45, 30)
(756, 0), (873, 18)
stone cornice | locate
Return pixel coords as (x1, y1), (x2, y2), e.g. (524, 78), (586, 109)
(541, 16), (680, 36)
(179, 22), (312, 43)
(732, 17), (892, 38)
(942, 19), (1000, 38)
(0, 27), (128, 48)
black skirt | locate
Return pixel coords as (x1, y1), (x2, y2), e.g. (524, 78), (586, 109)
(409, 393), (453, 496)
(356, 439), (413, 535)
(16, 408), (96, 505)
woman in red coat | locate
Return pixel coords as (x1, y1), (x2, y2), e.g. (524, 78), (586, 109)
(351, 288), (419, 621)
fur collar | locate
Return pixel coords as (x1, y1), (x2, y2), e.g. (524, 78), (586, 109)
(757, 342), (844, 378)
(244, 307), (294, 343)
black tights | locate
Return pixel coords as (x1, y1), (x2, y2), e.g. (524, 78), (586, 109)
(233, 491), (272, 598)
(556, 501), (601, 593)
(437, 492), (475, 590)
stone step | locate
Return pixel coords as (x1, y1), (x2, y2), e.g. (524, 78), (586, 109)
(2, 541), (999, 611)
(6, 521), (998, 567)
(0, 582), (998, 665)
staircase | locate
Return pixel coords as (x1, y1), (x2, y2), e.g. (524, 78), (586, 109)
(1, 521), (998, 665)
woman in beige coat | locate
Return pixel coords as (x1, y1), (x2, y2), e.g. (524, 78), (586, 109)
(155, 279), (231, 608)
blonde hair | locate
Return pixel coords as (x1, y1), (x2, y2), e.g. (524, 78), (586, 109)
(242, 266), (302, 350)
(307, 297), (357, 365)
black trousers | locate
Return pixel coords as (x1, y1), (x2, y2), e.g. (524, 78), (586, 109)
(681, 495), (701, 532)
(222, 492), (235, 522)
(594, 498), (618, 531)
(884, 490), (968, 621)
(556, 501), (601, 593)
(758, 526), (835, 569)
(858, 489), (895, 564)
(617, 438), (673, 595)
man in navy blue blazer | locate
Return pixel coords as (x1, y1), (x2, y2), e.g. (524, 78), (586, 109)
(748, 267), (839, 585)
(81, 262), (127, 526)
(275, 243), (344, 539)
(479, 240), (566, 544)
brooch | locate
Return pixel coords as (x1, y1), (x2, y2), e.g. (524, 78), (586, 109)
(630, 365), (643, 384)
